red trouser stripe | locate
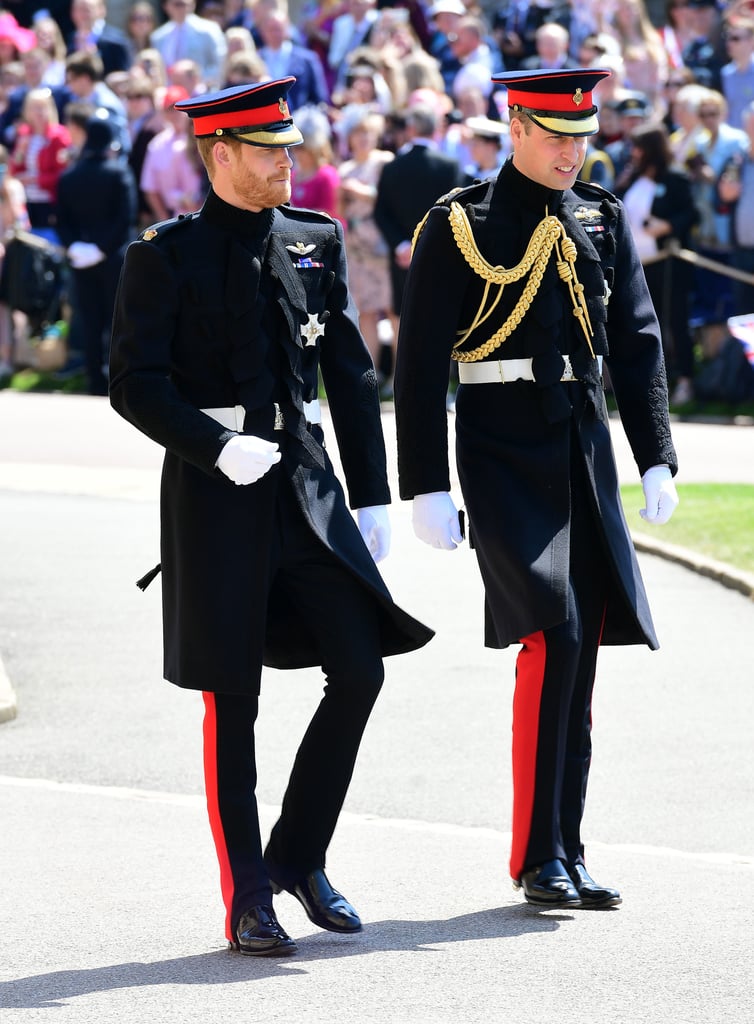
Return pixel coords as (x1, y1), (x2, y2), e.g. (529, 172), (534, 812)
(509, 630), (547, 882)
(202, 692), (235, 942)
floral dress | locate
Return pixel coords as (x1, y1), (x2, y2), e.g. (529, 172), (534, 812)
(339, 149), (393, 314)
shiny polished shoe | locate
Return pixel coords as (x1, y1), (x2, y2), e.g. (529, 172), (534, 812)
(230, 905), (297, 956)
(514, 858), (581, 907)
(568, 863), (622, 908)
(272, 869), (362, 933)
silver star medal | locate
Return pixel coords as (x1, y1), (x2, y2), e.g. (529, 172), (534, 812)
(301, 312), (325, 347)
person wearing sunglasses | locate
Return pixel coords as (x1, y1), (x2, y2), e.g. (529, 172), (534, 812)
(686, 89), (748, 329)
(681, 0), (727, 91)
(720, 17), (754, 129)
(717, 98), (754, 317)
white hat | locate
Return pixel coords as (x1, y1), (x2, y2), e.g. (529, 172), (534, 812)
(465, 116), (509, 140)
(428, 0), (466, 17)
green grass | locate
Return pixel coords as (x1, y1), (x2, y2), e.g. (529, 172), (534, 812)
(620, 483), (754, 574)
(606, 392), (754, 420)
(0, 368), (87, 393)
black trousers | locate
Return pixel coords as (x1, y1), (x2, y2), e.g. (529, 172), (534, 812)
(644, 257), (695, 380)
(509, 436), (610, 881)
(72, 259), (122, 395)
(202, 477), (384, 941)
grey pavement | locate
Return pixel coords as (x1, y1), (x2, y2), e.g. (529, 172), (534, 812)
(0, 391), (753, 1023)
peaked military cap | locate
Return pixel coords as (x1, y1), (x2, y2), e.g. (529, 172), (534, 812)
(491, 67), (611, 137)
(175, 77), (304, 147)
(614, 91), (652, 118)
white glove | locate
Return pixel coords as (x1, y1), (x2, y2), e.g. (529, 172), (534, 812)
(640, 465), (679, 525)
(356, 505), (391, 562)
(67, 241), (105, 269)
(412, 491), (464, 550)
(216, 434), (280, 485)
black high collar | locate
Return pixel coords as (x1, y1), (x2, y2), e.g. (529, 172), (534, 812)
(494, 158), (564, 214)
(201, 188), (275, 239)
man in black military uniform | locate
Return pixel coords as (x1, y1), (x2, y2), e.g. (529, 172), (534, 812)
(109, 77), (433, 956)
(57, 113), (136, 395)
(604, 91), (652, 188)
(394, 68), (680, 909)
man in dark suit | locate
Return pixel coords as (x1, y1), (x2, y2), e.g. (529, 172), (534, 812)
(57, 112), (136, 394)
(109, 77), (433, 957)
(394, 68), (680, 910)
(256, 8), (330, 109)
(520, 20), (578, 71)
(64, 50), (131, 154)
(374, 103), (464, 322)
(67, 0), (132, 77)
(493, 1), (574, 72)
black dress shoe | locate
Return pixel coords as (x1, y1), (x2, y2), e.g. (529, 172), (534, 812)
(272, 869), (362, 933)
(230, 905), (297, 956)
(514, 858), (581, 907)
(568, 863), (622, 908)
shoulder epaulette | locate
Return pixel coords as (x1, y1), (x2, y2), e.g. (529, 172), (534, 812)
(435, 180), (489, 209)
(412, 180), (490, 254)
(138, 212), (198, 243)
(279, 203), (336, 225)
(572, 178), (617, 203)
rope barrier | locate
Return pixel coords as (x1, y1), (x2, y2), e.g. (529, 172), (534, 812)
(640, 240), (754, 287)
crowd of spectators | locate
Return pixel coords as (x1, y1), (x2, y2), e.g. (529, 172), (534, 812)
(0, 0), (752, 403)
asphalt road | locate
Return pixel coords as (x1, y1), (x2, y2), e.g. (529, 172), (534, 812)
(0, 391), (752, 1023)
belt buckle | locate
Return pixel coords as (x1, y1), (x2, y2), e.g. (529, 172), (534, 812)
(561, 354), (576, 382)
(273, 402), (284, 431)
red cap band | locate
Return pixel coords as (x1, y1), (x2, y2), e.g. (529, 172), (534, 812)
(192, 98), (291, 136)
(508, 87), (593, 112)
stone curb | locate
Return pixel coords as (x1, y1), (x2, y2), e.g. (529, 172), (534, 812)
(632, 531), (754, 600)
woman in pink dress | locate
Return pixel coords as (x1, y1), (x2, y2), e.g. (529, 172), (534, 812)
(290, 107), (340, 219)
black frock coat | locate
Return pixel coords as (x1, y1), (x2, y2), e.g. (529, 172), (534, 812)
(394, 159), (678, 651)
(110, 190), (432, 694)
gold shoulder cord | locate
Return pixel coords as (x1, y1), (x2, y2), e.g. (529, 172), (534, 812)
(413, 201), (595, 362)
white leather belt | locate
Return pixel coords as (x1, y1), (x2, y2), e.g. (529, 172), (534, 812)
(458, 355), (602, 384)
(200, 400), (322, 431)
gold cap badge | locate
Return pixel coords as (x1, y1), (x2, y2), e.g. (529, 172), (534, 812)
(573, 88), (584, 106)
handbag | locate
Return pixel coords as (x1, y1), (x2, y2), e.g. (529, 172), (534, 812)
(33, 320), (68, 372)
(0, 229), (64, 321)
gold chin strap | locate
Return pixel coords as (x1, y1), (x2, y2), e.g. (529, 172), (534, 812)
(413, 201), (595, 362)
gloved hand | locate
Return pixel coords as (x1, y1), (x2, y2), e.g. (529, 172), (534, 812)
(640, 464), (679, 525)
(67, 241), (105, 269)
(412, 491), (464, 550)
(216, 434), (280, 485)
(356, 505), (391, 562)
